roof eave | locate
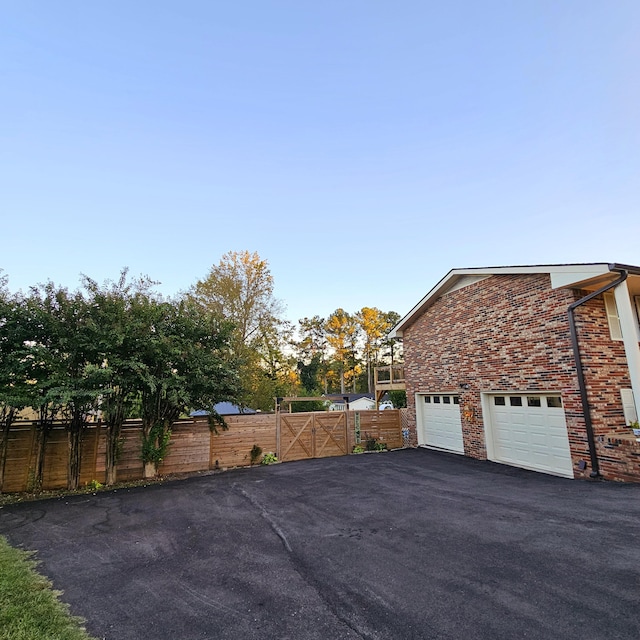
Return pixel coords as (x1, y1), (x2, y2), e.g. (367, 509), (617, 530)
(389, 262), (640, 338)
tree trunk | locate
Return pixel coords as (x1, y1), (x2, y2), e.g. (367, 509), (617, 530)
(143, 461), (156, 479)
(33, 424), (50, 492)
(105, 422), (121, 486)
(67, 410), (84, 491)
(141, 417), (159, 479)
(0, 415), (14, 493)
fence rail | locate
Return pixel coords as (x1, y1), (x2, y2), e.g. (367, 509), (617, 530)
(0, 410), (405, 493)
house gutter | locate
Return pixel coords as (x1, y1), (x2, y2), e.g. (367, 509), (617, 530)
(567, 267), (628, 478)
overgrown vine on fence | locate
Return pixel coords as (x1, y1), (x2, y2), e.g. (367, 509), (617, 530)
(141, 424), (172, 468)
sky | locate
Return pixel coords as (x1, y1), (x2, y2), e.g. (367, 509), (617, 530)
(1, 1), (639, 324)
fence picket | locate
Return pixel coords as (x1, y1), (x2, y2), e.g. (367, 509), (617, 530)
(0, 410), (404, 492)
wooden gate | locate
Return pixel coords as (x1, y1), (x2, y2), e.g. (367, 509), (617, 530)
(277, 411), (349, 462)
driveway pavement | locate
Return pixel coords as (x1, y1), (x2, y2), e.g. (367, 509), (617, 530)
(1, 449), (639, 640)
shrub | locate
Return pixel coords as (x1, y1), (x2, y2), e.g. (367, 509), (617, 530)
(365, 434), (387, 452)
(261, 452), (278, 465)
(250, 444), (263, 465)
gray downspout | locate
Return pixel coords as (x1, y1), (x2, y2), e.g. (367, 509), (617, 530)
(567, 268), (628, 478)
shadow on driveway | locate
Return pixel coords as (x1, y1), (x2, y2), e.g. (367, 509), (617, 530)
(1, 449), (639, 640)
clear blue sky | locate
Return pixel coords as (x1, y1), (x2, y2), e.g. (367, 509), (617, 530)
(2, 1), (639, 323)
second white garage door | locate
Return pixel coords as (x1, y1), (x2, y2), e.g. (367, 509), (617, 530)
(416, 394), (464, 453)
(486, 394), (574, 478)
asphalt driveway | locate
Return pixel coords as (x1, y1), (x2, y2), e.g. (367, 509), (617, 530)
(1, 449), (639, 640)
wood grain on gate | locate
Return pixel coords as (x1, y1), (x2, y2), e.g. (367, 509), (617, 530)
(277, 411), (350, 462)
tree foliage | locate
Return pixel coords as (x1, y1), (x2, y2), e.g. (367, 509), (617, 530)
(81, 270), (157, 484)
(388, 390), (407, 408)
(22, 283), (107, 490)
(296, 316), (330, 394)
(0, 277), (33, 492)
(325, 309), (359, 394)
(292, 307), (403, 397)
(190, 251), (281, 350)
(0, 254), (406, 491)
(190, 251), (294, 410)
(356, 307), (394, 393)
(0, 269), (241, 490)
(136, 297), (239, 474)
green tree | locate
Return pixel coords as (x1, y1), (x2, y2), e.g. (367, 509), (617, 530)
(388, 390), (407, 408)
(82, 270), (157, 485)
(248, 318), (299, 410)
(295, 316), (330, 394)
(137, 297), (239, 477)
(380, 311), (402, 364)
(26, 284), (106, 491)
(297, 353), (321, 393)
(325, 309), (360, 394)
(19, 293), (60, 491)
(190, 251), (285, 410)
(0, 277), (33, 492)
(356, 307), (390, 394)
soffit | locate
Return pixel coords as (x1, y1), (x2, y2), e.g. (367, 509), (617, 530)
(390, 263), (639, 338)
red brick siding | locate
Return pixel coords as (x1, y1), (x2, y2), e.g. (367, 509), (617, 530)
(403, 273), (640, 481)
(574, 296), (640, 481)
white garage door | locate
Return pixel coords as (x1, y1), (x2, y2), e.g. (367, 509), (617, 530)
(487, 394), (573, 477)
(417, 394), (464, 453)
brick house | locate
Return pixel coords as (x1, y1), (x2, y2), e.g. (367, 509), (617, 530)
(390, 263), (640, 481)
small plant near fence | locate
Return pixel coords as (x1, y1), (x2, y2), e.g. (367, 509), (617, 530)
(364, 434), (387, 452)
(86, 479), (103, 491)
(261, 452), (278, 465)
(141, 424), (172, 468)
(250, 444), (263, 465)
(352, 445), (365, 454)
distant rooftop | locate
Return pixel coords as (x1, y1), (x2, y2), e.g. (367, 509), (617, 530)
(191, 401), (257, 417)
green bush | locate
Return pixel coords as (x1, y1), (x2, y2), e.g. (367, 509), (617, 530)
(388, 390), (407, 408)
(250, 444), (263, 465)
(365, 435), (387, 452)
(261, 452), (278, 465)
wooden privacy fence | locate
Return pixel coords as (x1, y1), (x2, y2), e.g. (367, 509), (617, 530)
(1, 410), (405, 493)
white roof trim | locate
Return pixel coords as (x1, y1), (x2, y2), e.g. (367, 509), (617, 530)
(389, 263), (619, 338)
(445, 275), (492, 294)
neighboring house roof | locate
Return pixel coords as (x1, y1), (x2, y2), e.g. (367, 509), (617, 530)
(327, 394), (376, 411)
(390, 262), (640, 338)
(324, 394), (375, 403)
(191, 402), (257, 417)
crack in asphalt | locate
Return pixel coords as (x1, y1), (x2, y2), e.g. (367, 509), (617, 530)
(234, 482), (374, 640)
(235, 483), (293, 553)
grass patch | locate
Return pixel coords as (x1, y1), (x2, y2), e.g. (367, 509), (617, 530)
(0, 536), (96, 640)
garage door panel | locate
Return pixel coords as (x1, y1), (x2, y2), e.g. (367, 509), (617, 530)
(548, 418), (566, 430)
(487, 394), (573, 477)
(418, 394), (464, 453)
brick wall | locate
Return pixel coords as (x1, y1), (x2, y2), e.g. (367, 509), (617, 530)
(402, 273), (640, 481)
(574, 296), (640, 481)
